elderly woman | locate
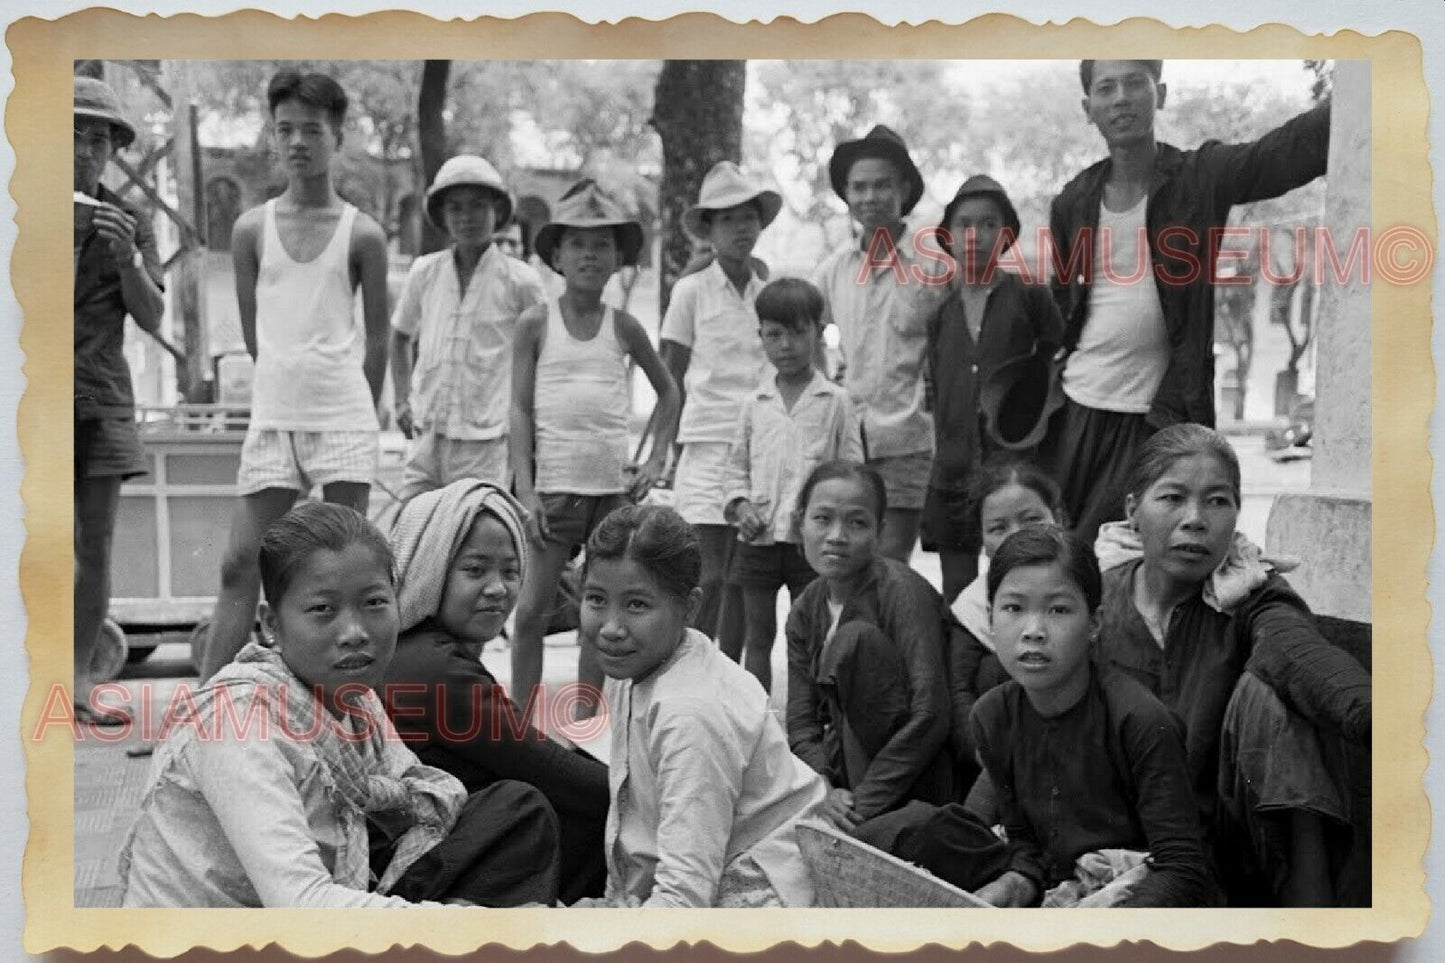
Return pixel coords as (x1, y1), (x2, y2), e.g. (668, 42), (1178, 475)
(383, 480), (609, 903)
(1093, 423), (1370, 906)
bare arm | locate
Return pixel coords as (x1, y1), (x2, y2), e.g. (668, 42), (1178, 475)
(510, 307), (549, 541)
(388, 261), (425, 439)
(231, 209), (262, 361)
(352, 215), (391, 406)
(617, 311), (680, 496)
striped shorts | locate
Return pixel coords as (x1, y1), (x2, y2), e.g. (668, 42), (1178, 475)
(237, 427), (378, 495)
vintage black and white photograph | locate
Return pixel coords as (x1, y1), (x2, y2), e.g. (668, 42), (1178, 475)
(64, 51), (1381, 918)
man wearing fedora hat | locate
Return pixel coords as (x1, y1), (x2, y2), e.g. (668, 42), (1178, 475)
(390, 154), (546, 500)
(73, 74), (166, 725)
(199, 69), (392, 681)
(1044, 59), (1329, 543)
(660, 160), (781, 648)
(813, 125), (950, 562)
(922, 174), (1064, 601)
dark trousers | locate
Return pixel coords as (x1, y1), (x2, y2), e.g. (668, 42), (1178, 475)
(374, 780), (562, 906)
(1041, 397), (1156, 546)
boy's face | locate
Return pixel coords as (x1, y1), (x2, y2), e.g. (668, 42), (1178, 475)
(947, 196), (1008, 278)
(272, 97), (341, 181)
(1082, 60), (1166, 149)
(554, 226), (620, 291)
(441, 186), (500, 249)
(706, 203), (763, 261)
(759, 318), (814, 379)
(844, 157), (904, 231)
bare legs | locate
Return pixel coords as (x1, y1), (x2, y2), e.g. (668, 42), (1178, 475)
(74, 475), (122, 709)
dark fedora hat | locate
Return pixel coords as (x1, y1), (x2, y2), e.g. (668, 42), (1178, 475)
(980, 342), (1067, 451)
(828, 124), (926, 217)
(939, 174), (1022, 251)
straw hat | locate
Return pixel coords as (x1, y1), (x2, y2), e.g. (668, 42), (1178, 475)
(939, 174), (1022, 252)
(424, 154), (513, 229)
(533, 179), (645, 269)
(682, 161), (782, 241)
(828, 124), (925, 216)
(73, 76), (136, 150)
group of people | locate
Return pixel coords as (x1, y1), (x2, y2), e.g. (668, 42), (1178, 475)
(73, 61), (1369, 909)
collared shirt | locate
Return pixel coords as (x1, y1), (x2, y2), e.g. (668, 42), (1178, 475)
(971, 667), (1214, 906)
(604, 629), (826, 908)
(721, 369), (862, 544)
(813, 233), (950, 459)
(659, 260), (769, 445)
(393, 244), (546, 440)
(74, 184), (164, 418)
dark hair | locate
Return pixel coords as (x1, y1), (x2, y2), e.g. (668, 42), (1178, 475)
(970, 459), (1067, 532)
(756, 277), (825, 332)
(584, 504), (701, 603)
(259, 501), (394, 607)
(1126, 423), (1242, 505)
(267, 70), (349, 131)
(986, 524), (1101, 612)
(1079, 59), (1164, 94)
(795, 460), (887, 527)
(511, 215), (534, 260)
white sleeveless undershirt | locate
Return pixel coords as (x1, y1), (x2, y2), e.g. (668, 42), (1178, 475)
(533, 299), (631, 495)
(250, 200), (378, 431)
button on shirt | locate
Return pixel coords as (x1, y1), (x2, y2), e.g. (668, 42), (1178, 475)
(660, 261), (769, 445)
(392, 245), (546, 440)
(721, 370), (862, 544)
(813, 237), (950, 459)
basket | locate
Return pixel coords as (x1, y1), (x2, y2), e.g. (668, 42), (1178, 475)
(796, 820), (991, 908)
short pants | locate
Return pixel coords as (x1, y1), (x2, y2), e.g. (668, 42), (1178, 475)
(75, 416), (148, 481)
(400, 431), (509, 500)
(729, 540), (817, 595)
(237, 427), (378, 495)
(539, 492), (632, 549)
(867, 449), (932, 512)
(672, 441), (732, 526)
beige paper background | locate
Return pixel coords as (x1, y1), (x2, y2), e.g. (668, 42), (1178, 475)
(11, 9), (1433, 956)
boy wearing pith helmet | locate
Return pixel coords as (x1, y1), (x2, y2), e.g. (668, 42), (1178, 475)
(390, 154), (546, 500)
(922, 174), (1063, 601)
(812, 125), (950, 563)
(660, 160), (782, 650)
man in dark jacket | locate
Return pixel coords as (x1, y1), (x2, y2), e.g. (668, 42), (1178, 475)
(1043, 59), (1329, 543)
(73, 75), (166, 726)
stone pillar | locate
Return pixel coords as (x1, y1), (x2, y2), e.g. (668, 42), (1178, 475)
(1266, 60), (1371, 642)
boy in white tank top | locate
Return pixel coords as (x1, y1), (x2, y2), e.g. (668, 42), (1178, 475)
(509, 180), (681, 720)
(198, 70), (391, 682)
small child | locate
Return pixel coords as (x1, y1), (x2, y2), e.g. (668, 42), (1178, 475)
(660, 161), (781, 653)
(120, 502), (562, 908)
(389, 155), (546, 499)
(945, 460), (1067, 792)
(510, 179), (681, 718)
(967, 525), (1214, 907)
(720, 278), (861, 691)
(785, 461), (954, 833)
(579, 504), (825, 907)
(922, 175), (1063, 601)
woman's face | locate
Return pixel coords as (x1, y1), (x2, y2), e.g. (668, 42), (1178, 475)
(263, 543), (399, 716)
(436, 514), (522, 646)
(799, 476), (880, 586)
(580, 556), (700, 682)
(1126, 452), (1240, 588)
(979, 483), (1057, 559)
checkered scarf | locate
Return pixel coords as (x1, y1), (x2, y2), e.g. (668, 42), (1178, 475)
(388, 480), (530, 634)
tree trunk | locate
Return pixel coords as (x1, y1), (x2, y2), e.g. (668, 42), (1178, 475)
(417, 60), (451, 255)
(650, 60), (746, 315)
